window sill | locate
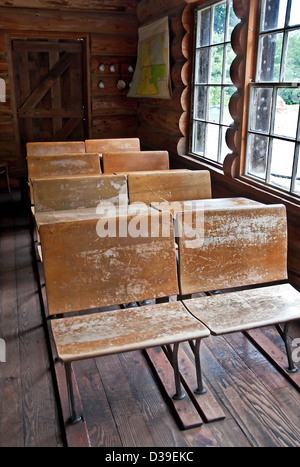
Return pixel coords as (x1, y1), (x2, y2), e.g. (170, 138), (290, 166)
(174, 153), (300, 215)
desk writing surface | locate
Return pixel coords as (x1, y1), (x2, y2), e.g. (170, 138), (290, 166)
(150, 197), (263, 217)
(35, 205), (154, 228)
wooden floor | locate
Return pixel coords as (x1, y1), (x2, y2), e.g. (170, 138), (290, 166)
(1, 190), (300, 448)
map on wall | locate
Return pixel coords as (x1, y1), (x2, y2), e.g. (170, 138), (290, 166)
(127, 16), (171, 99)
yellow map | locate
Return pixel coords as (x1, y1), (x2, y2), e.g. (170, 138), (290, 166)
(128, 17), (171, 99)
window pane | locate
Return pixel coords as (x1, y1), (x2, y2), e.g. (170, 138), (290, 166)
(209, 86), (221, 122)
(197, 8), (211, 47)
(222, 87), (235, 125)
(274, 88), (299, 138)
(206, 124), (219, 161)
(227, 0), (239, 40)
(258, 32), (283, 82)
(213, 2), (226, 44)
(270, 139), (294, 190)
(246, 133), (269, 179)
(193, 121), (206, 155)
(224, 44), (235, 83)
(261, 0), (287, 32)
(220, 126), (229, 162)
(193, 86), (208, 120)
(284, 30), (300, 82)
(195, 48), (209, 84)
(289, 0), (300, 26)
(249, 87), (273, 133)
(191, 0), (238, 165)
(210, 45), (224, 83)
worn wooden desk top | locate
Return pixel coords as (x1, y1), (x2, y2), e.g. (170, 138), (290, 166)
(150, 197), (263, 217)
(34, 204), (154, 228)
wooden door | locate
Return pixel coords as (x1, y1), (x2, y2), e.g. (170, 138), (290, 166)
(12, 38), (87, 161)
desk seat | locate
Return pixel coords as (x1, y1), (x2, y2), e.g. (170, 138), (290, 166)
(51, 301), (209, 363)
(184, 283), (300, 335)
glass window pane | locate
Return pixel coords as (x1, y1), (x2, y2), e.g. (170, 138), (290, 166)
(270, 139), (294, 190)
(284, 30), (300, 82)
(249, 87), (273, 133)
(246, 133), (269, 179)
(224, 44), (235, 83)
(212, 2), (226, 44)
(289, 0), (300, 26)
(220, 126), (229, 162)
(210, 45), (224, 83)
(206, 124), (219, 161)
(261, 0), (287, 32)
(197, 8), (211, 47)
(209, 86), (221, 122)
(257, 32), (283, 82)
(193, 86), (208, 120)
(274, 88), (299, 138)
(195, 48), (209, 84)
(227, 0), (239, 40)
(192, 121), (206, 155)
(222, 87), (235, 125)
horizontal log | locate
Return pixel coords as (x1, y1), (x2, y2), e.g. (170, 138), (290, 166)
(171, 61), (185, 87)
(0, 137), (18, 157)
(0, 8), (138, 35)
(171, 32), (185, 62)
(179, 110), (187, 136)
(91, 56), (136, 76)
(182, 4), (194, 34)
(0, 116), (14, 137)
(0, 98), (12, 116)
(0, 75), (11, 97)
(0, 56), (8, 74)
(169, 7), (186, 35)
(138, 122), (183, 156)
(92, 75), (133, 95)
(137, 104), (182, 135)
(231, 21), (247, 56)
(182, 32), (191, 60)
(92, 114), (138, 137)
(91, 34), (137, 56)
(0, 0), (138, 12)
(0, 34), (6, 54)
(134, 86), (185, 112)
(92, 95), (138, 116)
(230, 55), (246, 89)
(181, 87), (190, 112)
(137, 0), (185, 24)
(181, 61), (190, 86)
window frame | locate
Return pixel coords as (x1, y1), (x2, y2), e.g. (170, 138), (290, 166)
(244, 0), (300, 199)
(184, 0), (300, 208)
(189, 0), (239, 168)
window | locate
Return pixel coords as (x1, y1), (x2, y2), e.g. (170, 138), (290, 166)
(190, 0), (239, 164)
(245, 0), (300, 196)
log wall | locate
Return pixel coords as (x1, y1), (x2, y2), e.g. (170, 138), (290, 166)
(135, 0), (188, 156)
(0, 0), (138, 171)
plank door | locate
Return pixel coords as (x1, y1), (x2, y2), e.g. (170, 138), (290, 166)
(12, 38), (88, 162)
